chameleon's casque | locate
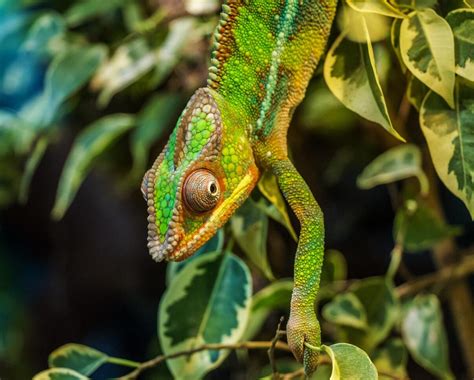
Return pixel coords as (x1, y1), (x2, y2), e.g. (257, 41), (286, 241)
(143, 0), (337, 374)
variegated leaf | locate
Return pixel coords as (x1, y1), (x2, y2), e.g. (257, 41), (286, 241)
(337, 5), (391, 43)
(400, 9), (455, 107)
(322, 292), (368, 330)
(33, 368), (88, 380)
(407, 74), (428, 111)
(420, 82), (474, 218)
(324, 19), (403, 141)
(347, 0), (405, 18)
(402, 295), (454, 379)
(159, 251), (251, 380)
(48, 344), (107, 376)
(372, 339), (408, 380)
(446, 8), (474, 81)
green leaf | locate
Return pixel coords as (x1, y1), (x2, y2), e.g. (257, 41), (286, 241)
(391, 19), (407, 73)
(420, 82), (474, 218)
(19, 137), (48, 204)
(131, 93), (182, 178)
(342, 278), (399, 352)
(33, 368), (89, 380)
(48, 344), (107, 376)
(402, 294), (454, 379)
(231, 198), (273, 280)
(407, 74), (429, 111)
(52, 114), (135, 220)
(22, 12), (65, 54)
(372, 338), (408, 380)
(65, 0), (130, 27)
(20, 45), (107, 129)
(396, 0), (438, 8)
(324, 24), (403, 141)
(338, 6), (391, 43)
(394, 199), (461, 252)
(166, 229), (224, 285)
(357, 144), (429, 195)
(159, 251), (252, 380)
(322, 292), (368, 330)
(400, 9), (455, 107)
(446, 9), (474, 81)
(320, 250), (348, 287)
(257, 171), (297, 240)
(347, 0), (405, 18)
(322, 343), (378, 380)
(242, 280), (293, 341)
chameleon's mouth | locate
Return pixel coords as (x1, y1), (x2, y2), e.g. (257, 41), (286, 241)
(146, 172), (257, 262)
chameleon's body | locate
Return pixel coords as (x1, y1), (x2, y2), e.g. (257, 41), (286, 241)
(142, 0), (337, 374)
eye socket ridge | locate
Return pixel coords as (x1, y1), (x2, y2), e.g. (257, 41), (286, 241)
(183, 169), (221, 213)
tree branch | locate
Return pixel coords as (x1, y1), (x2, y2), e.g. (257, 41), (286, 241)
(118, 340), (291, 380)
(396, 254), (474, 298)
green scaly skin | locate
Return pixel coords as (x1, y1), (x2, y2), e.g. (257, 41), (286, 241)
(142, 0), (337, 374)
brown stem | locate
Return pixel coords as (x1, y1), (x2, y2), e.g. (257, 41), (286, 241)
(396, 254), (474, 298)
(269, 316), (286, 379)
(118, 341), (291, 380)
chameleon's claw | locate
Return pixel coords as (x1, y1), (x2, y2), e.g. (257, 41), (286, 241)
(287, 308), (321, 376)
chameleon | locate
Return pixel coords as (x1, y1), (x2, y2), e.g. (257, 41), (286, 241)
(141, 0), (337, 374)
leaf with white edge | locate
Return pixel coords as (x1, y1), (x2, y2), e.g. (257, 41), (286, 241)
(372, 338), (408, 380)
(184, 0), (219, 15)
(420, 82), (474, 218)
(231, 198), (273, 280)
(130, 93), (182, 178)
(22, 12), (65, 54)
(322, 292), (368, 330)
(52, 114), (135, 220)
(357, 144), (429, 195)
(159, 251), (252, 380)
(324, 24), (403, 140)
(400, 9), (455, 107)
(407, 74), (429, 111)
(20, 45), (107, 129)
(166, 229), (224, 286)
(446, 9), (474, 81)
(48, 344), (108, 376)
(19, 137), (48, 204)
(242, 279), (293, 341)
(337, 6), (391, 43)
(257, 171), (297, 240)
(394, 199), (461, 252)
(402, 294), (454, 379)
(65, 0), (130, 27)
(344, 277), (399, 352)
(322, 343), (378, 380)
(347, 0), (405, 18)
(33, 368), (89, 380)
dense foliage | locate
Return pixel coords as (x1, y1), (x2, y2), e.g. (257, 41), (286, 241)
(0, 0), (473, 379)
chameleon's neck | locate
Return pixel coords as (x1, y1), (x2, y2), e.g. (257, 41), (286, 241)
(206, 0), (337, 140)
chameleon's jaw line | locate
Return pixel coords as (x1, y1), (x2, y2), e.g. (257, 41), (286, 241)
(167, 172), (256, 262)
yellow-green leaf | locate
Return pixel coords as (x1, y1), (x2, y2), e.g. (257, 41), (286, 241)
(322, 292), (368, 330)
(159, 251), (252, 380)
(407, 74), (429, 111)
(257, 171), (297, 241)
(347, 0), (405, 18)
(33, 368), (88, 380)
(48, 344), (107, 376)
(52, 114), (135, 220)
(324, 21), (403, 141)
(337, 5), (391, 43)
(402, 294), (454, 379)
(391, 18), (407, 73)
(420, 82), (474, 218)
(322, 343), (377, 380)
(372, 338), (408, 380)
(19, 137), (48, 204)
(400, 9), (455, 107)
(357, 144), (429, 195)
(446, 8), (474, 81)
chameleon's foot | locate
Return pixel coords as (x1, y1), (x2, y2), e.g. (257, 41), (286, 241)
(287, 308), (321, 376)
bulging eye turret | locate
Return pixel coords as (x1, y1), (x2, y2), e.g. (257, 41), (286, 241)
(183, 169), (220, 213)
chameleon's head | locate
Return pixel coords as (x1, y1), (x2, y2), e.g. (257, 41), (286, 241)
(142, 88), (259, 262)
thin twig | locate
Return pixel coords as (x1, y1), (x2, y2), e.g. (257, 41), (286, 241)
(118, 340), (291, 380)
(268, 316), (286, 379)
(396, 254), (474, 298)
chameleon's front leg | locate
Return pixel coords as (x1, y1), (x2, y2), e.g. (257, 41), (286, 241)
(271, 158), (324, 375)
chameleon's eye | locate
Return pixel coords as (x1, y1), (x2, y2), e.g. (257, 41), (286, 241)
(141, 169), (152, 201)
(183, 169), (221, 213)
